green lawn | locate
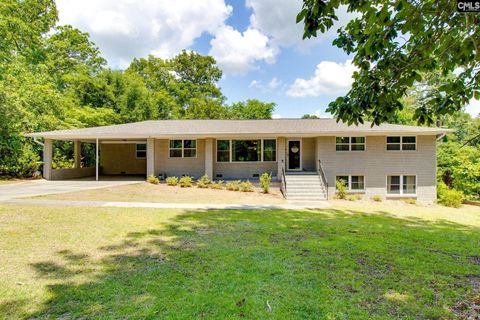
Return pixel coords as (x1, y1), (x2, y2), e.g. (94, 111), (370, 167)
(1, 203), (479, 319)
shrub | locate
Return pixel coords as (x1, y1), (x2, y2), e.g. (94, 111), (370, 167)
(147, 175), (159, 185)
(210, 180), (224, 190)
(226, 180), (241, 191)
(438, 188), (464, 208)
(179, 176), (194, 188)
(335, 179), (348, 199)
(371, 195), (382, 202)
(166, 176), (179, 186)
(354, 194), (363, 200)
(402, 198), (416, 205)
(197, 175), (212, 188)
(259, 172), (272, 193)
(240, 181), (254, 192)
(346, 195), (356, 201)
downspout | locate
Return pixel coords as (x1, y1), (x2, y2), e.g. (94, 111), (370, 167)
(32, 137), (44, 147)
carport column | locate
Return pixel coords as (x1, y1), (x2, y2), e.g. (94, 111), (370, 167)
(95, 138), (99, 181)
(43, 139), (53, 180)
(277, 137), (286, 182)
(205, 138), (213, 179)
(74, 140), (81, 169)
(146, 138), (155, 177)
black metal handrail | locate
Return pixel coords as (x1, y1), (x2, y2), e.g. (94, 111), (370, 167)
(280, 160), (287, 198)
(318, 159), (328, 199)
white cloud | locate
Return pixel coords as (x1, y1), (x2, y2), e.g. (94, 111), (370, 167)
(314, 109), (333, 118)
(56, 0), (232, 68)
(272, 114), (283, 119)
(246, 0), (356, 48)
(286, 59), (356, 97)
(209, 26), (278, 75)
(466, 98), (480, 117)
(268, 77), (281, 90)
(249, 77), (282, 91)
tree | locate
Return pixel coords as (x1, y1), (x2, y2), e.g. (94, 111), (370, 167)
(226, 99), (275, 119)
(302, 114), (319, 119)
(297, 0), (480, 125)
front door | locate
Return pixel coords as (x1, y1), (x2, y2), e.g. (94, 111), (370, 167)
(287, 140), (301, 171)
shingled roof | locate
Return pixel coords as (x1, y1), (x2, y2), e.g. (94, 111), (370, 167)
(25, 119), (451, 140)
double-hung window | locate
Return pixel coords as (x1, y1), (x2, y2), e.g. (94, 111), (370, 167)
(336, 137), (365, 151)
(136, 143), (146, 159)
(263, 139), (276, 161)
(336, 175), (365, 191)
(387, 175), (416, 195)
(169, 139), (197, 158)
(387, 136), (416, 151)
(217, 140), (230, 162)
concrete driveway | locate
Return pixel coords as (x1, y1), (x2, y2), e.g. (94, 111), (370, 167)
(0, 177), (143, 201)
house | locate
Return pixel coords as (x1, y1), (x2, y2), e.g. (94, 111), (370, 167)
(26, 119), (450, 202)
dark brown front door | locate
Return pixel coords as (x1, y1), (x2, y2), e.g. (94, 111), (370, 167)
(288, 140), (301, 170)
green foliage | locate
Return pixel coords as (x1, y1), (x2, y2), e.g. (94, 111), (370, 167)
(239, 181), (254, 192)
(225, 99), (275, 119)
(437, 182), (464, 208)
(147, 175), (160, 185)
(196, 175), (212, 188)
(371, 195), (382, 202)
(301, 114), (320, 119)
(335, 179), (348, 199)
(179, 176), (194, 188)
(226, 180), (241, 191)
(209, 180), (224, 190)
(259, 173), (272, 193)
(345, 195), (356, 201)
(298, 0), (480, 125)
(166, 176), (178, 186)
(401, 198), (417, 205)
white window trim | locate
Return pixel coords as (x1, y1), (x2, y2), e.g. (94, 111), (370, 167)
(335, 175), (366, 193)
(135, 143), (146, 159)
(335, 136), (366, 152)
(386, 174), (417, 196)
(168, 139), (197, 159)
(386, 136), (417, 151)
(215, 138), (278, 163)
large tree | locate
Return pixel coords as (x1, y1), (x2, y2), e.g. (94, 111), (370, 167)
(297, 0), (480, 125)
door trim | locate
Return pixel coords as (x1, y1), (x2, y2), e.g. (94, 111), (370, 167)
(287, 139), (302, 171)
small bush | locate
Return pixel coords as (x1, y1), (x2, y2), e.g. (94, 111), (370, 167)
(209, 180), (224, 189)
(438, 189), (463, 208)
(147, 175), (160, 185)
(259, 172), (272, 193)
(197, 175), (211, 188)
(346, 195), (356, 201)
(402, 198), (416, 205)
(335, 179), (348, 199)
(166, 176), (179, 186)
(371, 195), (382, 202)
(226, 180), (241, 191)
(179, 176), (194, 188)
(354, 194), (363, 200)
(240, 181), (254, 192)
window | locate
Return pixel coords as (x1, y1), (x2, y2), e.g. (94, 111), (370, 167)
(169, 139), (196, 158)
(136, 143), (146, 159)
(217, 140), (230, 162)
(216, 139), (276, 162)
(387, 136), (416, 151)
(336, 137), (365, 151)
(232, 140), (261, 162)
(387, 175), (416, 195)
(336, 175), (365, 191)
(263, 139), (276, 161)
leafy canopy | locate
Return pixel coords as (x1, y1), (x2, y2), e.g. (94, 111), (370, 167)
(297, 0), (480, 125)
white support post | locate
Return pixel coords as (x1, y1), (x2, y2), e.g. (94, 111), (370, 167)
(95, 138), (99, 181)
(74, 140), (81, 169)
(205, 138), (213, 178)
(277, 137), (285, 181)
(43, 139), (53, 180)
(146, 138), (155, 177)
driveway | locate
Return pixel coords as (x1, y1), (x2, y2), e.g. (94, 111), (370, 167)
(0, 178), (142, 201)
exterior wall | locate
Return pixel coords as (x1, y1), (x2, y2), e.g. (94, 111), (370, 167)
(154, 139), (206, 178)
(51, 167), (95, 180)
(317, 135), (437, 202)
(302, 137), (316, 171)
(100, 144), (146, 175)
(212, 138), (277, 180)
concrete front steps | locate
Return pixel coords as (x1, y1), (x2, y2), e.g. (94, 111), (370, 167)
(284, 172), (327, 201)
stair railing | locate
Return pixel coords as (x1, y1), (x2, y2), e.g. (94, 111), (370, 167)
(318, 159), (328, 199)
(280, 160), (287, 198)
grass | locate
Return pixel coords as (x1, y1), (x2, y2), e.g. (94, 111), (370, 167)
(0, 203), (479, 319)
(31, 182), (285, 204)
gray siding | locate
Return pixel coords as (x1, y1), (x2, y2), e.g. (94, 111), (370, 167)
(317, 135), (437, 202)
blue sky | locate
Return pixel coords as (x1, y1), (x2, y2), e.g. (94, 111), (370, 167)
(56, 0), (478, 118)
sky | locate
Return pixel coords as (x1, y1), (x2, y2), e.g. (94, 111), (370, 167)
(55, 0), (479, 119)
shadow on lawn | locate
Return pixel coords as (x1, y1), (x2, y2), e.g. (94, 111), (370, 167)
(24, 209), (480, 319)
